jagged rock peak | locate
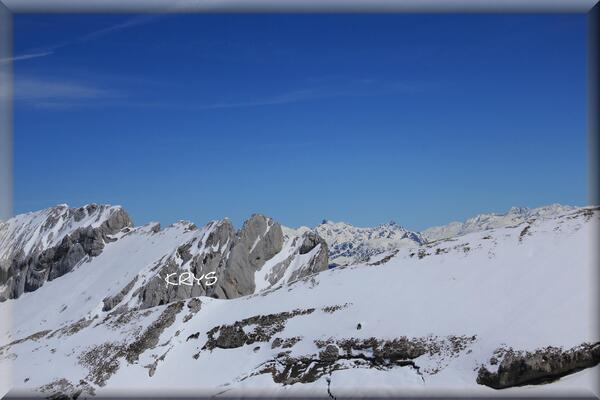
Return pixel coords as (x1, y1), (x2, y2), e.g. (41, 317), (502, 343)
(115, 212), (328, 309)
(238, 214), (283, 267)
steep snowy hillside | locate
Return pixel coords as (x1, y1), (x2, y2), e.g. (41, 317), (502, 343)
(0, 204), (598, 398)
(421, 204), (576, 242)
(0, 205), (328, 306)
(284, 205), (575, 267)
(313, 220), (424, 266)
(0, 204), (132, 301)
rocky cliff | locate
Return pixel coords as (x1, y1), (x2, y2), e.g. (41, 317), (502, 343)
(0, 205), (329, 308)
(0, 204), (132, 300)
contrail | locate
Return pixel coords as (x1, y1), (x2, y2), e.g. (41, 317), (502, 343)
(0, 51), (53, 65)
(2, 14), (163, 65)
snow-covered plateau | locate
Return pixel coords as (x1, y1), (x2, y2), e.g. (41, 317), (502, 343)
(0, 203), (598, 398)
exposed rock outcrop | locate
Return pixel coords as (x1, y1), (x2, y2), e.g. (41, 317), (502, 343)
(255, 334), (476, 386)
(200, 308), (316, 351)
(102, 276), (139, 312)
(77, 302), (184, 387)
(477, 343), (600, 389)
(135, 215), (328, 309)
(1, 205), (329, 308)
(256, 230), (329, 290)
(0, 205), (132, 301)
(294, 231), (329, 278)
(241, 214), (284, 269)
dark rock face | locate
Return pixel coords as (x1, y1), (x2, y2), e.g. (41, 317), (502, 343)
(136, 215), (329, 309)
(258, 231), (329, 290)
(213, 325), (249, 349)
(2, 207), (329, 307)
(37, 377), (96, 400)
(477, 342), (600, 389)
(258, 335), (476, 386)
(194, 310), (476, 387)
(240, 214), (284, 270)
(137, 216), (282, 308)
(102, 276), (139, 312)
(76, 302), (184, 388)
(319, 344), (339, 363)
(1, 207), (132, 301)
(299, 231), (325, 255)
(79, 342), (126, 388)
(200, 308), (316, 351)
(187, 298), (202, 313)
(271, 336), (301, 349)
(100, 207), (132, 234)
(139, 258), (200, 310)
(0, 329), (52, 353)
(215, 215), (284, 299)
(125, 302), (184, 364)
(261, 353), (343, 385)
(332, 337), (428, 362)
(136, 219), (236, 308)
(287, 232), (329, 283)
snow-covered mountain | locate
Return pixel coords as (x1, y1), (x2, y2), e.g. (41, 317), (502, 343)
(281, 204), (577, 267)
(421, 204), (576, 242)
(0, 205), (328, 304)
(287, 220), (424, 266)
(0, 204), (598, 398)
(0, 204), (132, 301)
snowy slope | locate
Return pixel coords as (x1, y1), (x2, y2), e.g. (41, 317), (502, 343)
(421, 203), (576, 242)
(0, 204), (132, 301)
(284, 205), (576, 267)
(0, 204), (598, 398)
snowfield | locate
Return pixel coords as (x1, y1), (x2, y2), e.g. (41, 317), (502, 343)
(0, 204), (598, 398)
(421, 203), (576, 242)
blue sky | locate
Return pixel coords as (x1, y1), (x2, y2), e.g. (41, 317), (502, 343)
(12, 14), (587, 231)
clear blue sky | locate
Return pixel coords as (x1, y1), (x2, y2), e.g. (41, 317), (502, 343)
(12, 13), (587, 231)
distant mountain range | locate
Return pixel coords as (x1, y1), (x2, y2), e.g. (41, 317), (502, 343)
(282, 203), (577, 266)
(420, 203), (576, 242)
(0, 203), (597, 398)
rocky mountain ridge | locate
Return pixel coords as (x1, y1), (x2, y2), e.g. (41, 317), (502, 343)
(0, 204), (597, 398)
(0, 203), (581, 298)
(280, 203), (575, 267)
(283, 220), (424, 266)
(0, 205), (329, 304)
(0, 204), (132, 300)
